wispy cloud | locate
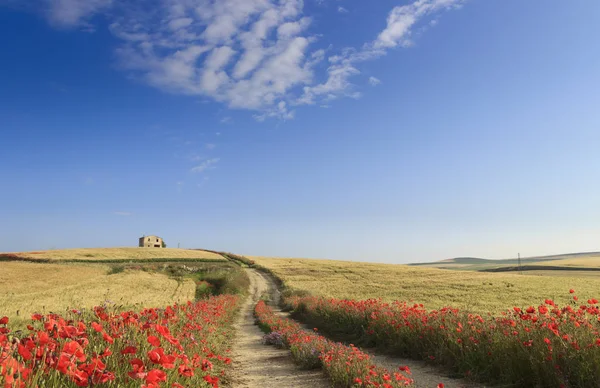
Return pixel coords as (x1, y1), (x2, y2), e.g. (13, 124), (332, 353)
(220, 116), (233, 124)
(46, 0), (112, 28)
(205, 143), (216, 150)
(375, 0), (464, 49)
(191, 158), (220, 173)
(113, 211), (132, 216)
(368, 76), (381, 86)
(297, 0), (464, 106)
(28, 0), (465, 119)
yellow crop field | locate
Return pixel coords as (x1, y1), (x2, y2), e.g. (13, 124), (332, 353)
(535, 255), (600, 267)
(251, 256), (600, 313)
(1, 247), (226, 261)
(0, 262), (196, 328)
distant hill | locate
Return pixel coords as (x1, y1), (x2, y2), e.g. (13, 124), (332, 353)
(409, 252), (600, 271)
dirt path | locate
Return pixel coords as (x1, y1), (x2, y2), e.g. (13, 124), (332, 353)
(228, 269), (330, 388)
(252, 269), (484, 388)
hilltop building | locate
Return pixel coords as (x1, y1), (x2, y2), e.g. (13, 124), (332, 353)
(139, 235), (164, 248)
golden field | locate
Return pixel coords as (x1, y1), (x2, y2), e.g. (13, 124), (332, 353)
(251, 256), (600, 313)
(0, 262), (196, 327)
(1, 247), (226, 261)
(535, 255), (600, 267)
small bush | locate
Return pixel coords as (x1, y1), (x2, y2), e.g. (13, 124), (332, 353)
(193, 267), (250, 296)
(263, 331), (286, 348)
(107, 266), (124, 275)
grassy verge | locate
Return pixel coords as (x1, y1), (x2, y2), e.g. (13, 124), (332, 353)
(217, 252), (256, 267)
(254, 300), (414, 387)
(192, 265), (250, 298)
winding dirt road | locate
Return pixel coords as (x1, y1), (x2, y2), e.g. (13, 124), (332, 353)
(230, 268), (481, 388)
(229, 269), (330, 387)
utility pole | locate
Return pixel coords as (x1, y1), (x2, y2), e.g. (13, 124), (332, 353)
(518, 252), (522, 275)
(178, 242), (180, 249)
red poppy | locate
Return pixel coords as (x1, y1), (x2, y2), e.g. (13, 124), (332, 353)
(121, 346), (137, 355)
(147, 335), (161, 347)
(145, 369), (167, 384)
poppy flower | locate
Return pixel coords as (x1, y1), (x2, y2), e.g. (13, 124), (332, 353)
(147, 335), (161, 347)
(145, 369), (167, 384)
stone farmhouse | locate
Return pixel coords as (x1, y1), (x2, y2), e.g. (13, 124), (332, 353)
(139, 235), (164, 248)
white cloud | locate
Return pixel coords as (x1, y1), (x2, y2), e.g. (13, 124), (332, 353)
(296, 0), (463, 106)
(46, 0), (112, 28)
(110, 0), (316, 120)
(191, 158), (220, 173)
(34, 0), (465, 118)
(220, 116), (233, 124)
(168, 17), (193, 31)
(375, 0), (464, 49)
(205, 143), (216, 150)
(368, 76), (381, 86)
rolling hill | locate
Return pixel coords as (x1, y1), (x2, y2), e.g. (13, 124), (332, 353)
(409, 251), (600, 271)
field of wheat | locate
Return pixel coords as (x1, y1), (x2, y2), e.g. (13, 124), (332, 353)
(0, 261), (196, 328)
(251, 256), (600, 313)
(1, 247), (226, 262)
(535, 255), (600, 267)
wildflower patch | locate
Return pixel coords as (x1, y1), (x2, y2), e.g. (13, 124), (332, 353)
(254, 300), (413, 387)
(286, 290), (600, 387)
(0, 295), (239, 387)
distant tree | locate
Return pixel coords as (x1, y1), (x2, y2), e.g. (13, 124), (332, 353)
(162, 241), (167, 248)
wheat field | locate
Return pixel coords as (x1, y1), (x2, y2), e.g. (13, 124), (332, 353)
(0, 261), (196, 328)
(251, 256), (600, 313)
(535, 256), (600, 267)
(1, 247), (226, 261)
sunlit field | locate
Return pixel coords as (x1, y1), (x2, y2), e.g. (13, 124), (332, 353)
(0, 261), (196, 328)
(251, 256), (600, 313)
(0, 247), (226, 262)
(535, 255), (600, 267)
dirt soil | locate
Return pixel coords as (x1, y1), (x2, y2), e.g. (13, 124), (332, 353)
(228, 268), (330, 387)
(229, 268), (484, 387)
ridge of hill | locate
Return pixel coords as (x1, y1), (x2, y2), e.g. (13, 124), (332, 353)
(409, 251), (600, 271)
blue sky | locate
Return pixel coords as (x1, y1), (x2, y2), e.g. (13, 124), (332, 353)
(1, 0), (599, 263)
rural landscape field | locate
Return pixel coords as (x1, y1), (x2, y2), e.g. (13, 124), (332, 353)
(3, 247), (600, 387)
(2, 0), (597, 387)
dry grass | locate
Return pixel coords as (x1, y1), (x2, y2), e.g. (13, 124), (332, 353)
(0, 262), (196, 328)
(2, 247), (226, 262)
(535, 255), (600, 267)
(251, 256), (600, 313)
